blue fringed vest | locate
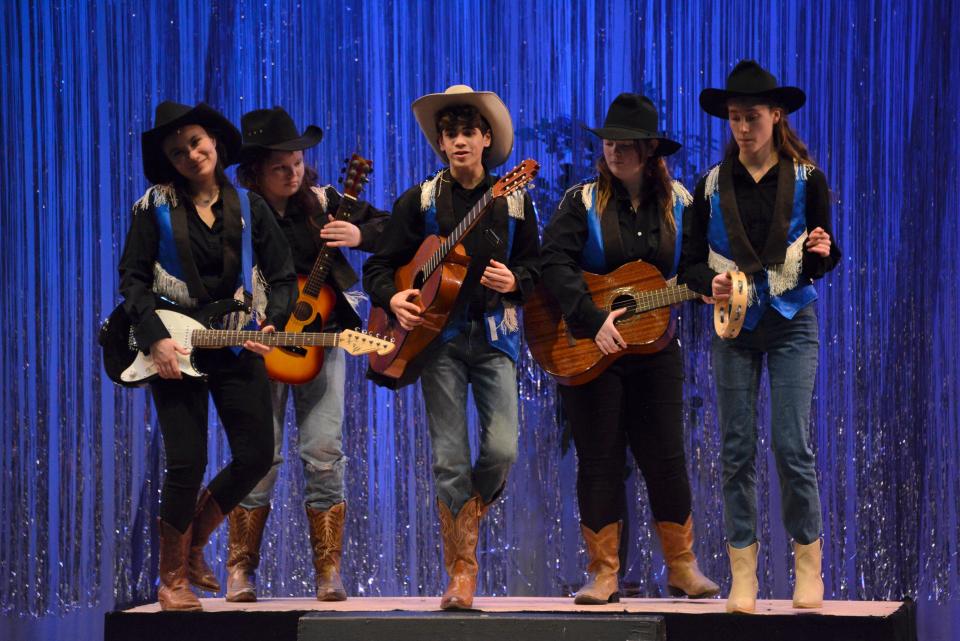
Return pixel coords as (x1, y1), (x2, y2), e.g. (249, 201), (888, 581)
(704, 160), (816, 331)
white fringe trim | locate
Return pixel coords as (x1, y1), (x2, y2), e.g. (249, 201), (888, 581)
(766, 232), (807, 296)
(134, 184), (178, 212)
(704, 164), (721, 198)
(311, 185), (330, 213)
(342, 289), (368, 314)
(671, 180), (693, 208)
(580, 182), (597, 211)
(794, 161), (815, 181)
(419, 170), (444, 212)
(151, 263), (198, 308)
(499, 301), (519, 334)
(707, 249), (757, 305)
(506, 190), (525, 220)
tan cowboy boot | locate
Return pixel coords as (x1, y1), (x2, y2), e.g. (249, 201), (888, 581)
(188, 489), (226, 592)
(726, 542), (759, 613)
(225, 505), (271, 602)
(306, 502), (347, 601)
(438, 496), (482, 610)
(573, 521), (621, 604)
(792, 539), (824, 608)
(655, 515), (720, 598)
(157, 519), (202, 611)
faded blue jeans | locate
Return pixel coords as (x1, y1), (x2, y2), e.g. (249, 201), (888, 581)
(712, 305), (822, 548)
(240, 347), (346, 511)
(419, 320), (519, 515)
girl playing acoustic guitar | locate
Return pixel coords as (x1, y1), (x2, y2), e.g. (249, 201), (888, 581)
(540, 94), (719, 604)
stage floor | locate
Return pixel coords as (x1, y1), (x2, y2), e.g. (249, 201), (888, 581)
(109, 596), (916, 641)
(124, 594), (904, 617)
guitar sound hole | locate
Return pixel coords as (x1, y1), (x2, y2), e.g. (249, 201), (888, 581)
(611, 294), (637, 321)
(293, 301), (313, 322)
(413, 271), (425, 290)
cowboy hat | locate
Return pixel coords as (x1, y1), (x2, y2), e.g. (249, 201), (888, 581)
(585, 93), (681, 156)
(699, 60), (806, 119)
(412, 84), (514, 167)
(239, 106), (323, 163)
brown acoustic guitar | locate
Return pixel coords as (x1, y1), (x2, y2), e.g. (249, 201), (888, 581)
(523, 260), (701, 386)
(264, 154), (373, 384)
(367, 159), (539, 379)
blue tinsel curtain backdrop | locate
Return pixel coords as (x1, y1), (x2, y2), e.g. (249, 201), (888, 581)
(1, 0), (957, 631)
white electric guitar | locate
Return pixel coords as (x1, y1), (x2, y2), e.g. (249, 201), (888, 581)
(99, 298), (394, 387)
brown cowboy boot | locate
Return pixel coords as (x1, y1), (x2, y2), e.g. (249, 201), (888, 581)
(574, 521), (621, 604)
(655, 515), (720, 598)
(225, 505), (271, 602)
(188, 489), (226, 592)
(438, 496), (482, 610)
(157, 519), (202, 611)
(306, 502), (347, 601)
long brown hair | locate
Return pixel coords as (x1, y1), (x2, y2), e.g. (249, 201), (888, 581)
(236, 149), (322, 221)
(595, 141), (676, 233)
(724, 107), (815, 166)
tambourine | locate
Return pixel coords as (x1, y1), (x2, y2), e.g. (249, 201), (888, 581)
(713, 271), (749, 339)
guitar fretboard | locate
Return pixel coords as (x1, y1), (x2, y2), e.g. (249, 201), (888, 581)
(190, 330), (341, 348)
(610, 284), (699, 314)
(302, 194), (359, 297)
(421, 190), (495, 279)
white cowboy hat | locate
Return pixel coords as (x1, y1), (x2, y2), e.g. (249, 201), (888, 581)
(412, 84), (514, 168)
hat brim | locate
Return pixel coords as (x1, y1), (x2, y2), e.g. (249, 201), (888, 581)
(699, 87), (806, 119)
(412, 91), (514, 168)
(238, 125), (323, 163)
(141, 103), (242, 184)
(584, 125), (682, 156)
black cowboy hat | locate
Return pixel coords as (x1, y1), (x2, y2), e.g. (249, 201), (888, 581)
(699, 60), (806, 119)
(584, 93), (681, 156)
(141, 101), (242, 184)
(239, 107), (323, 163)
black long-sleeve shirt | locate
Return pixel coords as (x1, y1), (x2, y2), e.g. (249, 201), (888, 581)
(118, 186), (297, 350)
(363, 169), (540, 317)
(540, 178), (685, 337)
(679, 157), (841, 297)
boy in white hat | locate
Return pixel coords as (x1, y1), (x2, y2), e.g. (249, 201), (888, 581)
(363, 85), (540, 609)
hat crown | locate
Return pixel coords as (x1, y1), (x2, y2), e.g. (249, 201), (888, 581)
(603, 93), (660, 134)
(725, 60), (780, 93)
(241, 107), (301, 146)
(153, 101), (198, 129)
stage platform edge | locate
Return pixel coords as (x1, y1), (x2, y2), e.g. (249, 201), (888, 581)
(104, 596), (916, 641)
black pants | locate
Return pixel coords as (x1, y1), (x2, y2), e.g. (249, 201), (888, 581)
(150, 349), (274, 532)
(559, 340), (692, 532)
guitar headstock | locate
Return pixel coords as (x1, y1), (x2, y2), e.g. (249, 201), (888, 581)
(339, 154), (373, 198)
(339, 328), (396, 356)
(492, 158), (539, 199)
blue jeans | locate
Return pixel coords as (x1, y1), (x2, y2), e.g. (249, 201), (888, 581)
(419, 320), (519, 515)
(239, 347), (347, 511)
(712, 305), (822, 548)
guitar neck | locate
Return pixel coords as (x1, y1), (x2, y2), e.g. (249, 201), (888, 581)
(633, 284), (700, 313)
(301, 193), (360, 296)
(191, 330), (341, 348)
(422, 189), (495, 279)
